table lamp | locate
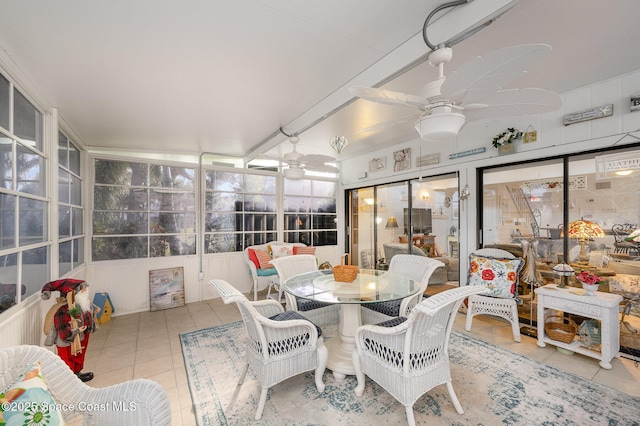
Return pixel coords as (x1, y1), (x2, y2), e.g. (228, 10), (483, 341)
(568, 219), (605, 264)
(552, 263), (574, 289)
(385, 216), (399, 230)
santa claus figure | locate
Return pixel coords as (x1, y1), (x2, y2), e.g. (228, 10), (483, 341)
(42, 279), (98, 382)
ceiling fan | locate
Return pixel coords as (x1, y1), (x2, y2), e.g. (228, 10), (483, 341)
(278, 128), (339, 179)
(349, 2), (562, 141)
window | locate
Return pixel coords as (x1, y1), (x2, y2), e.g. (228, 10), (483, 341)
(204, 170), (277, 252)
(0, 80), (48, 314)
(58, 132), (84, 275)
(92, 159), (196, 260)
(283, 178), (337, 246)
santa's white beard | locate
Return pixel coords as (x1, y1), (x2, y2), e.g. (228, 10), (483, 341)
(75, 291), (92, 314)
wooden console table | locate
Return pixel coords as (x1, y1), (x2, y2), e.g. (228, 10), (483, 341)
(535, 284), (622, 369)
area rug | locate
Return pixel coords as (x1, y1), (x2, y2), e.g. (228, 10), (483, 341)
(180, 321), (640, 426)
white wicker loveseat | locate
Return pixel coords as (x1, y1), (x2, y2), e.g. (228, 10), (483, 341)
(0, 345), (171, 425)
(243, 241), (308, 300)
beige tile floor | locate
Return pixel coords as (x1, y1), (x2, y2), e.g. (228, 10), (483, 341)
(79, 287), (640, 426)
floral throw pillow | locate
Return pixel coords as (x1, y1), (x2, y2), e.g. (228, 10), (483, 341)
(468, 254), (523, 299)
(0, 361), (65, 425)
(270, 244), (296, 259)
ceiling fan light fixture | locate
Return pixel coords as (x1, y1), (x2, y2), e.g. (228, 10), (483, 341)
(329, 136), (348, 154)
(414, 110), (465, 141)
(283, 167), (305, 180)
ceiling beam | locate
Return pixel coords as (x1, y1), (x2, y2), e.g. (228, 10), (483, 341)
(244, 0), (521, 163)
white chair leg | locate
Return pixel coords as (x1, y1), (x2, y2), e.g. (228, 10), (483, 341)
(352, 351), (365, 397)
(510, 303), (521, 342)
(315, 344), (328, 392)
(405, 405), (416, 426)
(238, 362), (249, 385)
(255, 387), (269, 420)
(465, 306), (474, 332)
(253, 279), (259, 301)
(445, 381), (464, 414)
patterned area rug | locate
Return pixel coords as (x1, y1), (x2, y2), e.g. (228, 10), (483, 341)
(180, 321), (640, 426)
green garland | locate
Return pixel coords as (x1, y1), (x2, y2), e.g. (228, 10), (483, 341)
(492, 127), (523, 148)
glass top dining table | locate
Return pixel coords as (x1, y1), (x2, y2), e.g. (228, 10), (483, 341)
(284, 269), (419, 382)
(284, 269), (419, 304)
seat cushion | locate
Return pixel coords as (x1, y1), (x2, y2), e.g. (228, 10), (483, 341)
(255, 267), (278, 277)
(295, 298), (334, 314)
(363, 300), (401, 317)
(375, 316), (407, 327)
(269, 310), (322, 337)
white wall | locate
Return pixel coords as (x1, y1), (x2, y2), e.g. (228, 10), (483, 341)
(83, 246), (344, 316)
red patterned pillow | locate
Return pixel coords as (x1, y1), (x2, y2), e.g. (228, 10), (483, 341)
(293, 246), (316, 255)
(254, 249), (274, 269)
(247, 248), (260, 269)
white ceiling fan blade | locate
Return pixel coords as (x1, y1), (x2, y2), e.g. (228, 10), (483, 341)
(442, 44), (552, 105)
(463, 88), (562, 121)
(283, 150), (304, 165)
(300, 154), (339, 173)
(349, 86), (429, 109)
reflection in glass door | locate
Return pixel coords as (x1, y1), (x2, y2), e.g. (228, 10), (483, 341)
(347, 173), (460, 286)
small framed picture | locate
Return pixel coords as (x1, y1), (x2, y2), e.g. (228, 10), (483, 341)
(393, 148), (411, 172)
(369, 157), (385, 172)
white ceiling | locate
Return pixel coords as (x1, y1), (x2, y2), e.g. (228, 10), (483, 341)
(1, 0), (639, 163)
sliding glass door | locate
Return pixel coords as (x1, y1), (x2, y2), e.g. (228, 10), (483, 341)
(347, 173), (460, 285)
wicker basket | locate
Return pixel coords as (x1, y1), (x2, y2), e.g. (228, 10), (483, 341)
(333, 254), (359, 283)
(544, 315), (578, 344)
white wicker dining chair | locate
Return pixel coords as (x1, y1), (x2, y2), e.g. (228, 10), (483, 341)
(352, 285), (489, 426)
(361, 255), (445, 325)
(464, 248), (523, 342)
(269, 254), (340, 327)
(0, 345), (171, 425)
(209, 279), (328, 420)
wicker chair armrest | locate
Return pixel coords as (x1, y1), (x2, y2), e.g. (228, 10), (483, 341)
(398, 293), (421, 317)
(252, 299), (285, 317)
(81, 379), (171, 425)
(419, 285), (488, 312)
(257, 316), (320, 348)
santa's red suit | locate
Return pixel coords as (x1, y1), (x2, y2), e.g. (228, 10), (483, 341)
(42, 279), (96, 382)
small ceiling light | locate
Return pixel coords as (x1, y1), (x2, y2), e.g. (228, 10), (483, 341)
(615, 170), (633, 176)
(330, 136), (348, 154)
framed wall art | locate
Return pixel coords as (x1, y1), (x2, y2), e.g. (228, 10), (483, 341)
(149, 266), (185, 311)
(369, 157), (385, 172)
(393, 148), (411, 172)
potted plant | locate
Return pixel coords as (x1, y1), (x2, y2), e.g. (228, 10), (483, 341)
(492, 127), (523, 155)
(575, 270), (604, 296)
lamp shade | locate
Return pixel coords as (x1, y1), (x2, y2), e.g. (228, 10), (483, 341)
(568, 219), (605, 263)
(568, 220), (605, 240)
(552, 263), (575, 276)
(385, 216), (399, 230)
